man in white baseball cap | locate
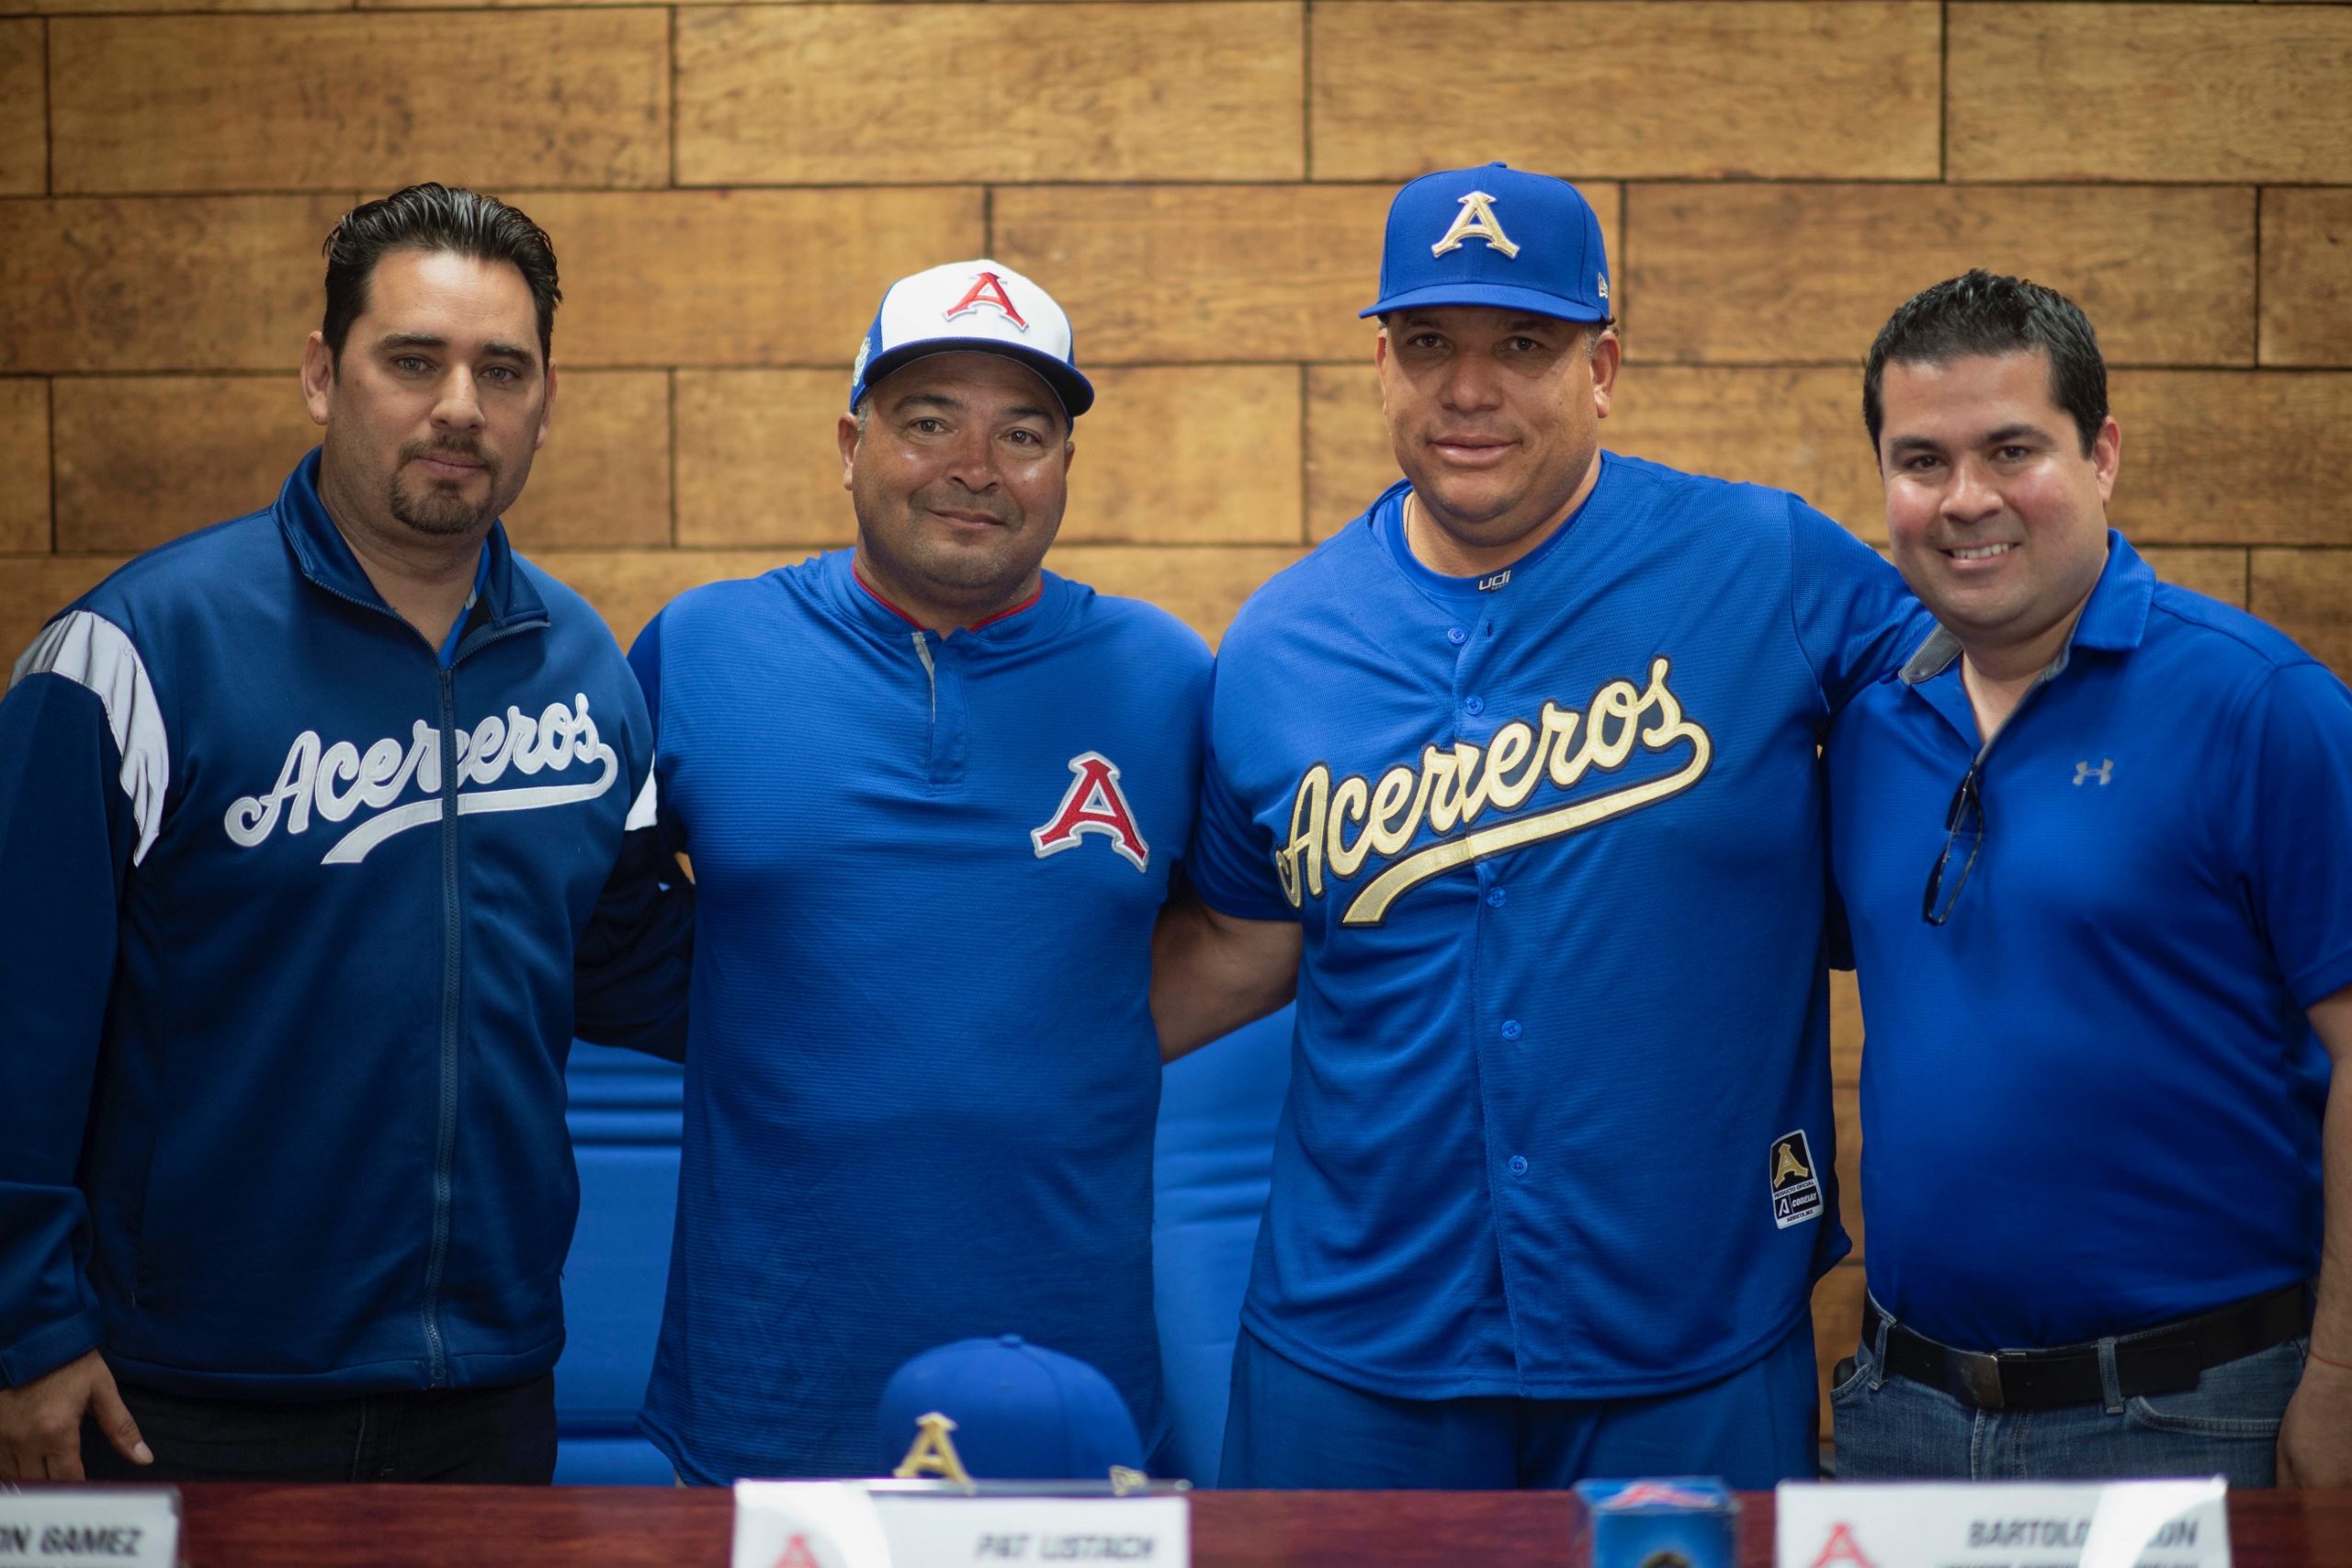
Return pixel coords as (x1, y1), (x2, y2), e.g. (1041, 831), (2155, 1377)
(625, 262), (1213, 1483)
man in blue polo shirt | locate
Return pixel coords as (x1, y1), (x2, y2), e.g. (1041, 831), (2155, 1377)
(1826, 270), (2352, 1486)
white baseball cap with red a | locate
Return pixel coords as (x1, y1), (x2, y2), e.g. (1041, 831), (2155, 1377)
(849, 259), (1095, 419)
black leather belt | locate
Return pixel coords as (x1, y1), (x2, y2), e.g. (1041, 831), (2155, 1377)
(1862, 1282), (2310, 1412)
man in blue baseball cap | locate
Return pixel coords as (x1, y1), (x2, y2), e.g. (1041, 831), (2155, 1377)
(627, 261), (1211, 1483)
(1151, 164), (1928, 1488)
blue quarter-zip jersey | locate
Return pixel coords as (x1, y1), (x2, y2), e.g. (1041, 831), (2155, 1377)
(0, 451), (690, 1398)
(629, 549), (1210, 1483)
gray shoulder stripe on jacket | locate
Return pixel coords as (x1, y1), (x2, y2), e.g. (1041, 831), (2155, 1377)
(10, 610), (170, 866)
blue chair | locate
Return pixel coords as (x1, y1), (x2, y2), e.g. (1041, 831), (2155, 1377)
(553, 1041), (684, 1484)
(1150, 1007), (1293, 1485)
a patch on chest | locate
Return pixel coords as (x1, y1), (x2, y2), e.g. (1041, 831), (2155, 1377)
(1030, 750), (1149, 873)
(1770, 1129), (1823, 1230)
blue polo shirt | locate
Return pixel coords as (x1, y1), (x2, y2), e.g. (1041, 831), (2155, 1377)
(1827, 533), (2352, 1351)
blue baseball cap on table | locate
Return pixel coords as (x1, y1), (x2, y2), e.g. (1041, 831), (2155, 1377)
(1362, 162), (1611, 324)
(876, 1334), (1145, 1482)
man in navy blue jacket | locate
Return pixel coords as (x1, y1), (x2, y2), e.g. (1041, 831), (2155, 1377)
(0, 184), (689, 1483)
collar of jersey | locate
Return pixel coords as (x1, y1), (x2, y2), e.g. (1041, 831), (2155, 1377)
(1899, 528), (2149, 686)
(1373, 454), (1610, 604)
(817, 547), (1080, 649)
(273, 446), (541, 633)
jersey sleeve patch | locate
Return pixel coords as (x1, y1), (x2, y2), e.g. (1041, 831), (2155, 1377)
(10, 611), (170, 866)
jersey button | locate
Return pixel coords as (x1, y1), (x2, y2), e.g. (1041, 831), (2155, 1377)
(1509, 1155), (1529, 1177)
(1500, 1019), (1522, 1041)
(1464, 695), (1486, 716)
(1486, 886), (1507, 908)
(1446, 626), (1469, 647)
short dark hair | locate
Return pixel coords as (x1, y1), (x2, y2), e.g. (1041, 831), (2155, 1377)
(1862, 269), (2107, 457)
(321, 184), (561, 367)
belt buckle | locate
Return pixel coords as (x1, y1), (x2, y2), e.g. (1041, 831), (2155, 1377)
(1951, 1348), (2007, 1410)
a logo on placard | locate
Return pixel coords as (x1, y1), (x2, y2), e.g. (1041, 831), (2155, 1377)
(893, 1411), (975, 1485)
(1809, 1522), (1880, 1568)
(944, 270), (1029, 330)
(770, 1535), (846, 1568)
(1770, 1129), (1823, 1230)
(1430, 191), (1521, 259)
(1032, 752), (1150, 873)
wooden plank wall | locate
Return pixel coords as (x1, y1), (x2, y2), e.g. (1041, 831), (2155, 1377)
(4, 0), (2349, 1451)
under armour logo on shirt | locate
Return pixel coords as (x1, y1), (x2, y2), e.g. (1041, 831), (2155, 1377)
(2073, 759), (2114, 786)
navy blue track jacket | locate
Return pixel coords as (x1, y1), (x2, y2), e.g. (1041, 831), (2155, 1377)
(0, 451), (690, 1398)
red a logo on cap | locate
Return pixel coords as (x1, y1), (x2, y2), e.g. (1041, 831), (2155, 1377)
(1810, 1523), (1880, 1568)
(1032, 752), (1149, 873)
(944, 270), (1029, 331)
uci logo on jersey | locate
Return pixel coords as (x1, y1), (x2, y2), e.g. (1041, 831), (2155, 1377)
(1273, 657), (1713, 926)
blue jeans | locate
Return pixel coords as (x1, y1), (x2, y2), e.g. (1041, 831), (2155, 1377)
(1222, 1317), (1820, 1490)
(1832, 1306), (2304, 1486)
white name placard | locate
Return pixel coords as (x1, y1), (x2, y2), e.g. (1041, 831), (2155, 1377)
(0, 1486), (180, 1568)
(734, 1482), (1189, 1568)
(1776, 1479), (2229, 1568)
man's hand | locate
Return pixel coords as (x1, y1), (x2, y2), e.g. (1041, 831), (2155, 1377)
(2279, 1352), (2352, 1487)
(0, 1350), (150, 1481)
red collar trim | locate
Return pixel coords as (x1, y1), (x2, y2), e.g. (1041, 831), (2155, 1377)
(852, 563), (1043, 637)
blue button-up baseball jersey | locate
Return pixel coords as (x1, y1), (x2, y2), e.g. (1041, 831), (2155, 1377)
(1189, 456), (1922, 1399)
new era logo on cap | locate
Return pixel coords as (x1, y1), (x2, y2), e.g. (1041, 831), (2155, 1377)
(1363, 163), (1612, 325)
(850, 260), (1094, 418)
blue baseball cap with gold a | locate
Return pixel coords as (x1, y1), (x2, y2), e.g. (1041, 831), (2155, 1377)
(1362, 163), (1611, 324)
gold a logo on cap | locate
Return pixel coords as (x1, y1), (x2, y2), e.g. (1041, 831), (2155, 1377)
(894, 1411), (975, 1484)
(1431, 191), (1521, 259)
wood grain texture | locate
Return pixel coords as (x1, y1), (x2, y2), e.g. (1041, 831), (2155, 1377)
(2261, 189), (2352, 368)
(673, 370), (856, 548)
(0, 381), (50, 555)
(1, 555), (123, 669)
(1833, 1083), (1861, 1252)
(2251, 550), (2352, 682)
(1304, 361), (1396, 541)
(1068, 367), (1302, 545)
(2111, 371), (2352, 547)
(499, 372), (673, 550)
(1830, 969), (1860, 1089)
(1605, 367), (1882, 536)
(0, 23), (43, 196)
(52, 376), (317, 553)
(1627, 185), (2257, 368)
(27, 0), (345, 14)
(526, 189), (984, 369)
(1949, 5), (2352, 184)
(1049, 545), (1304, 649)
(1311, 2), (1940, 181)
(996, 185), (1621, 367)
(2139, 547), (2249, 611)
(138, 1479), (2352, 1568)
(0, 197), (349, 375)
(50, 13), (669, 194)
(674, 4), (1303, 186)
